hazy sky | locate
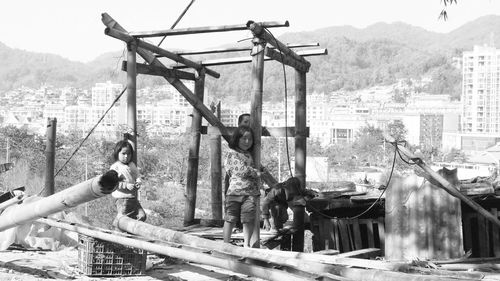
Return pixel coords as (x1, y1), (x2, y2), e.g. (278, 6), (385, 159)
(1, 0), (499, 62)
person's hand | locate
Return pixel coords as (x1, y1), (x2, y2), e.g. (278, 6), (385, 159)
(262, 218), (271, 231)
(135, 178), (142, 189)
(126, 183), (136, 190)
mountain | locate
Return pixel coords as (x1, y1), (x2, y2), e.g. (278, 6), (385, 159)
(1, 15), (500, 100)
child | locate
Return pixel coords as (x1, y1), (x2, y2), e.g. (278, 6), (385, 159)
(111, 140), (146, 226)
(223, 125), (262, 247)
(261, 177), (315, 231)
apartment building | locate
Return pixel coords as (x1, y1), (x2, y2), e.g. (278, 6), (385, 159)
(461, 45), (500, 134)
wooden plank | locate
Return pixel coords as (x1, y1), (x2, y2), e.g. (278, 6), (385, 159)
(351, 219), (362, 250)
(377, 217), (385, 255)
(478, 214), (490, 257)
(129, 21), (289, 37)
(492, 208), (500, 257)
(337, 219), (351, 252)
(331, 218), (340, 251)
(363, 219), (375, 248)
(122, 61), (195, 80)
(334, 248), (381, 259)
(462, 213), (473, 255)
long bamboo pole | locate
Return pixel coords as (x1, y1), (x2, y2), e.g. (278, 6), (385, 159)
(210, 102), (223, 220)
(384, 133), (500, 230)
(249, 37), (266, 248)
(39, 218), (312, 281)
(0, 171), (118, 232)
(43, 118), (56, 196)
(127, 42), (138, 164)
(171, 48), (327, 68)
(184, 69), (205, 226)
(122, 61), (195, 80)
(292, 70), (307, 251)
(173, 43), (320, 56)
(0, 195), (24, 212)
(129, 21), (289, 38)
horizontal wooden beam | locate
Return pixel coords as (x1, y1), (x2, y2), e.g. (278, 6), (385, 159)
(247, 21), (310, 69)
(170, 43), (320, 56)
(105, 27), (220, 79)
(171, 49), (327, 68)
(122, 61), (196, 80)
(265, 47), (309, 72)
(200, 126), (309, 138)
(129, 21), (289, 38)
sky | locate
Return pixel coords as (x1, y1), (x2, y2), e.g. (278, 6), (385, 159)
(1, 0), (499, 63)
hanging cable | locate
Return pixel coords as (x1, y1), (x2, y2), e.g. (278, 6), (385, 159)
(52, 87), (127, 179)
(264, 27), (293, 177)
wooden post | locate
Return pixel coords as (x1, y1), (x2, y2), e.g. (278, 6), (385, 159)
(184, 69), (205, 226)
(43, 118), (56, 196)
(210, 101), (223, 220)
(293, 70), (307, 251)
(249, 37), (266, 248)
(126, 42), (138, 164)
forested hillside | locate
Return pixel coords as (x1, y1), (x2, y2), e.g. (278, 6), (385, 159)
(1, 15), (499, 101)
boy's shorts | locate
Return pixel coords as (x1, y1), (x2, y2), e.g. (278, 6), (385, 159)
(224, 195), (258, 224)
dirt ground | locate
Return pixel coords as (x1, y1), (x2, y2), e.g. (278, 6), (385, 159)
(0, 247), (265, 281)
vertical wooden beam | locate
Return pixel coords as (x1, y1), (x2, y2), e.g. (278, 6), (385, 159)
(250, 37), (266, 248)
(184, 69), (205, 226)
(210, 102), (223, 220)
(126, 42), (138, 164)
(43, 118), (56, 196)
(293, 70), (307, 251)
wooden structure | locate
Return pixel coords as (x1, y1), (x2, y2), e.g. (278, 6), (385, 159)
(101, 13), (327, 250)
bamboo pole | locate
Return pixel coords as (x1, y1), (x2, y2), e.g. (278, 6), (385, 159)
(40, 218), (312, 281)
(122, 61), (196, 80)
(210, 102), (223, 220)
(127, 42), (138, 164)
(0, 171), (118, 232)
(184, 69), (205, 226)
(173, 43), (320, 56)
(171, 48), (327, 68)
(292, 70), (307, 251)
(104, 27), (220, 79)
(0, 195), (24, 212)
(384, 133), (500, 230)
(265, 47), (309, 72)
(43, 118), (56, 196)
(115, 216), (472, 281)
(249, 37), (266, 248)
(129, 21), (289, 38)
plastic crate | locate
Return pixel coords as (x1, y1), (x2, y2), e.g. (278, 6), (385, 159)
(78, 234), (147, 276)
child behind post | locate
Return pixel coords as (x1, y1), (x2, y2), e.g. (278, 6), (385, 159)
(111, 140), (146, 227)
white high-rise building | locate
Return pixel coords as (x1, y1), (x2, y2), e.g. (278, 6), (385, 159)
(461, 45), (500, 134)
